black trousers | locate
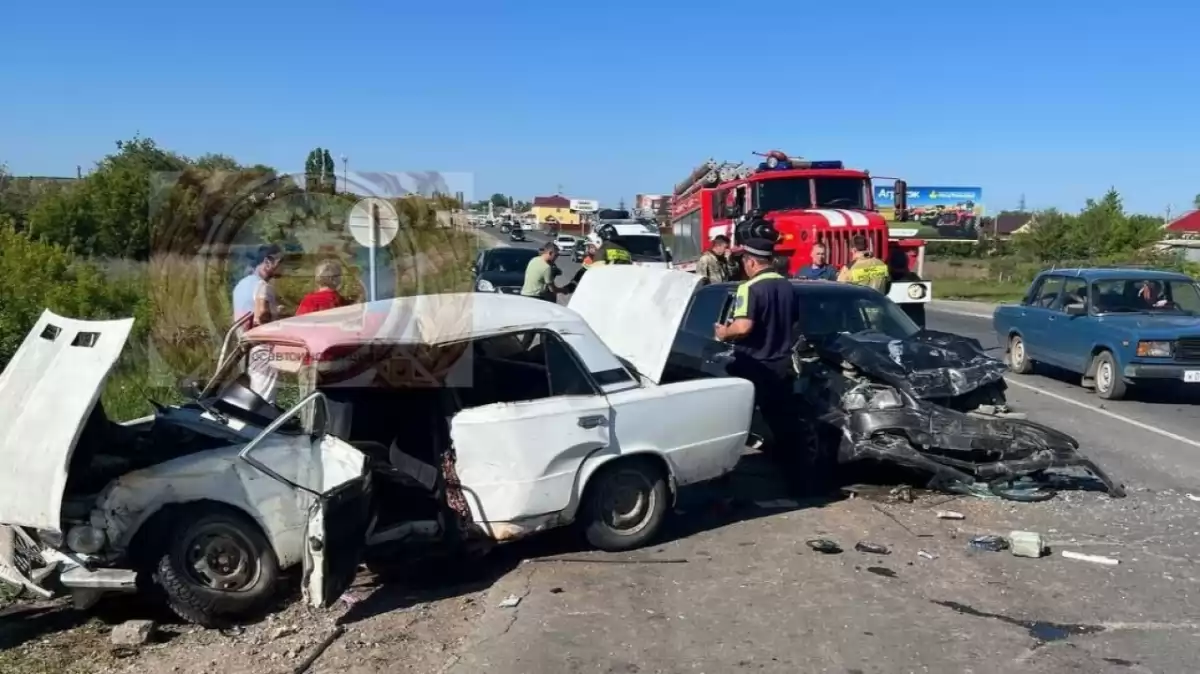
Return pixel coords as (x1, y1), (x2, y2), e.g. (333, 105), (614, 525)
(726, 354), (818, 489)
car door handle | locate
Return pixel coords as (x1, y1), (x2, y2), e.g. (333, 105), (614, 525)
(578, 415), (608, 429)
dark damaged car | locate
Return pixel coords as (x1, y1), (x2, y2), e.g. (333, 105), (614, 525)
(654, 275), (1125, 501)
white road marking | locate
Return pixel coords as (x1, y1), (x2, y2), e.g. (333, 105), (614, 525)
(1003, 377), (1200, 449)
(928, 304), (1200, 449)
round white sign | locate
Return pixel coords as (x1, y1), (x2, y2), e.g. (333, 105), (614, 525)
(347, 197), (400, 248)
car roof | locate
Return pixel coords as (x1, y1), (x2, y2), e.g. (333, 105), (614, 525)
(243, 293), (591, 354)
(1037, 267), (1192, 282)
(484, 246), (535, 255)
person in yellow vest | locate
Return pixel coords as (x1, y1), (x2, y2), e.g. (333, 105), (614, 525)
(837, 234), (890, 293)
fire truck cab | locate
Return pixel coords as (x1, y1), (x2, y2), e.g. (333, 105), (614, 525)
(668, 151), (932, 313)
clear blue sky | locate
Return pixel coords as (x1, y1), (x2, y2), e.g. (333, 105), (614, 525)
(2, 0), (1197, 216)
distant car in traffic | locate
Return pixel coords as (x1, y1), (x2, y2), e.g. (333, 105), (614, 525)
(509, 227), (527, 242)
(993, 267), (1200, 400)
(554, 234), (578, 254)
(572, 239), (588, 263)
(471, 246), (540, 294)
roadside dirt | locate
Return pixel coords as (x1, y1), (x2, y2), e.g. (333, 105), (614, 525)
(0, 569), (490, 674)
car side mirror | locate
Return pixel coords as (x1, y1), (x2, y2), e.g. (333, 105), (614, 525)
(1064, 303), (1087, 316)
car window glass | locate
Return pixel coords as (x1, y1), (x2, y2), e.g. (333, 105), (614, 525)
(1057, 278), (1087, 311)
(683, 287), (732, 337)
(1023, 277), (1044, 306)
(545, 335), (597, 396)
(1032, 276), (1063, 308)
(1171, 282), (1200, 314)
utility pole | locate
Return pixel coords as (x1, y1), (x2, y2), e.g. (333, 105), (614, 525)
(556, 183), (564, 195)
(340, 155), (348, 194)
(1018, 193), (1027, 212)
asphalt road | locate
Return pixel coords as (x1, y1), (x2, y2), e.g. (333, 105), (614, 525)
(455, 231), (1200, 673)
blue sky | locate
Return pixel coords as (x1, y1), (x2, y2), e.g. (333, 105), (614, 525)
(2, 0), (1197, 216)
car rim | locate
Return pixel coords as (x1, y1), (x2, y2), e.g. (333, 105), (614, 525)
(599, 470), (656, 534)
(182, 522), (260, 592)
(1011, 339), (1024, 368)
(1097, 361), (1112, 392)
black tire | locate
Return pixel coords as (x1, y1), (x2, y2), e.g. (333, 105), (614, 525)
(581, 458), (669, 552)
(1008, 334), (1034, 374)
(154, 506), (280, 627)
(1092, 350), (1127, 400)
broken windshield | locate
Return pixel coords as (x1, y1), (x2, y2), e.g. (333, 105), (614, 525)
(796, 287), (921, 340)
(1091, 278), (1200, 315)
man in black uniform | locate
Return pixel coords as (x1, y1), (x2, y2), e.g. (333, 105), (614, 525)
(714, 237), (813, 493)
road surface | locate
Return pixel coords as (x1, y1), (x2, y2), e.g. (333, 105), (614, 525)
(439, 251), (1200, 674)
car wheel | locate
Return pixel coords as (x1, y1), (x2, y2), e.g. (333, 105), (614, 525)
(1092, 351), (1127, 400)
(1008, 335), (1034, 374)
(581, 457), (669, 552)
(155, 506), (280, 627)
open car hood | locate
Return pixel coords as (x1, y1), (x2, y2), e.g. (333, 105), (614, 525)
(818, 329), (1007, 400)
(568, 265), (701, 384)
(0, 310), (134, 531)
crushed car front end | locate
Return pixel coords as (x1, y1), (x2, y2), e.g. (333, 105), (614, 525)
(794, 330), (1126, 500)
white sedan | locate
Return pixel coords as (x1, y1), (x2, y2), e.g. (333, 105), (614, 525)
(554, 235), (579, 253)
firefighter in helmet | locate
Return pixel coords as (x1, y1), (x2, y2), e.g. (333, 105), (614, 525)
(593, 223), (633, 266)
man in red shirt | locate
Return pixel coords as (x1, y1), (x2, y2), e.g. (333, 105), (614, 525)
(296, 260), (350, 315)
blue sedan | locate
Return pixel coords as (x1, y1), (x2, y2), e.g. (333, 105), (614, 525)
(993, 268), (1200, 400)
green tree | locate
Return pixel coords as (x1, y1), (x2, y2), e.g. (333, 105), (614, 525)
(323, 149), (337, 194)
(1193, 193), (1200, 211)
(489, 193), (508, 208)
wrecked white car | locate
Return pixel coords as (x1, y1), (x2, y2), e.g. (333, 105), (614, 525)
(0, 279), (754, 626)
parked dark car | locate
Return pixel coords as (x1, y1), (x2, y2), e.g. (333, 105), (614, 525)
(993, 267), (1200, 400)
(661, 278), (1123, 501)
(572, 239), (588, 263)
(509, 227), (527, 242)
(471, 246), (539, 294)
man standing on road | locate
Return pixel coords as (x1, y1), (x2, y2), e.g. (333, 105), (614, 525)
(795, 242), (838, 281)
(714, 238), (814, 493)
(696, 235), (732, 285)
(521, 242), (568, 302)
(231, 244), (285, 403)
(838, 234), (890, 293)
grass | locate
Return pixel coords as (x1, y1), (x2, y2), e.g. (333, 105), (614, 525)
(924, 257), (1027, 303)
(100, 227), (480, 420)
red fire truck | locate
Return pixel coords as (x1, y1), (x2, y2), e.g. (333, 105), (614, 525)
(668, 151), (932, 311)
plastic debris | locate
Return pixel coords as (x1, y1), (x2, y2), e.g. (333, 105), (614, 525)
(855, 541), (891, 555)
(935, 510), (965, 520)
(1186, 494), (1200, 502)
(918, 550), (937, 560)
(1061, 551), (1120, 566)
(1010, 531), (1046, 558)
(969, 535), (1010, 552)
(498, 594), (523, 608)
(806, 539), (843, 554)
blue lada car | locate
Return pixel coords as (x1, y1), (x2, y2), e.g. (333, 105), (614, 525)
(993, 268), (1200, 400)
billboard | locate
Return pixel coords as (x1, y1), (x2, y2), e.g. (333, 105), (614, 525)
(874, 184), (984, 239)
(570, 199), (599, 212)
(635, 194), (671, 218)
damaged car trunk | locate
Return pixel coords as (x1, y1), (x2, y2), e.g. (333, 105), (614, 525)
(663, 280), (1126, 501)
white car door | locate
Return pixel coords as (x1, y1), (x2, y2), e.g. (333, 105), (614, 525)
(450, 332), (612, 533)
(238, 392), (371, 608)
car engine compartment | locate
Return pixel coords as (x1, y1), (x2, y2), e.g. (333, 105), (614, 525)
(791, 330), (1127, 501)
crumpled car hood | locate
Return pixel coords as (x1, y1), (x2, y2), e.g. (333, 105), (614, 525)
(818, 330), (1007, 400)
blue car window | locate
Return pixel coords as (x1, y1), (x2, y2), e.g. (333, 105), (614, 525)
(1032, 276), (1064, 308)
(1057, 278), (1087, 310)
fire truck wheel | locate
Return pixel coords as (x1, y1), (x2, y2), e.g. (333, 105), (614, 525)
(581, 457), (669, 552)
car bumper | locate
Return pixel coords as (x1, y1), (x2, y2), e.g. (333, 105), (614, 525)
(1123, 362), (1200, 382)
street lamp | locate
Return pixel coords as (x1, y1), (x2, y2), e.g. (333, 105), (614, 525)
(340, 154), (348, 194)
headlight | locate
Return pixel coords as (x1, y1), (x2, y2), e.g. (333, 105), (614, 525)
(1136, 340), (1172, 357)
(476, 278), (496, 292)
(843, 385), (904, 411)
(66, 525), (106, 555)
